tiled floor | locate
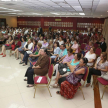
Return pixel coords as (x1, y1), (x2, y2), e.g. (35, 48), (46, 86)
(0, 50), (107, 108)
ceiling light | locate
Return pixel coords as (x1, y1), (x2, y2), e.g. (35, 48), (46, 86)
(8, 13), (16, 14)
(50, 12), (60, 15)
(1, 0), (23, 1)
(0, 7), (7, 9)
(101, 15), (102, 16)
(32, 13), (43, 15)
(79, 13), (85, 15)
(107, 11), (108, 12)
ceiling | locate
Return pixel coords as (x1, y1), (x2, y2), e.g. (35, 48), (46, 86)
(0, 0), (108, 18)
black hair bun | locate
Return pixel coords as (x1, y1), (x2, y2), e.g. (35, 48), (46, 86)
(83, 57), (88, 64)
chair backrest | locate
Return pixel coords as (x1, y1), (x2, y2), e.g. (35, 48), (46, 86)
(82, 67), (89, 81)
(79, 40), (83, 45)
(95, 48), (102, 57)
(48, 64), (54, 79)
(83, 38), (88, 43)
(94, 43), (98, 49)
(17, 41), (21, 47)
(80, 43), (86, 50)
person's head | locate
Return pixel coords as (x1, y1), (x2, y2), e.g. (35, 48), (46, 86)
(49, 40), (53, 44)
(100, 52), (107, 63)
(54, 42), (59, 47)
(37, 42), (42, 48)
(40, 48), (48, 56)
(90, 47), (95, 54)
(21, 37), (26, 42)
(79, 58), (88, 67)
(33, 39), (37, 46)
(67, 48), (73, 55)
(89, 41), (93, 46)
(74, 53), (81, 60)
(74, 40), (78, 44)
(43, 38), (47, 43)
(101, 37), (105, 42)
(60, 44), (66, 50)
(28, 38), (33, 43)
(27, 34), (30, 38)
(71, 37), (74, 41)
(59, 37), (62, 41)
(9, 36), (13, 40)
(66, 38), (70, 43)
(40, 36), (43, 40)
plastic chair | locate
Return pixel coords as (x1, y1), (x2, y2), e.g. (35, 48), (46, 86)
(34, 64), (54, 98)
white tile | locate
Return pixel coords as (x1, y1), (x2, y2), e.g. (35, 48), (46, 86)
(21, 90), (46, 106)
(17, 81), (34, 93)
(76, 100), (94, 108)
(27, 100), (53, 108)
(71, 90), (93, 107)
(47, 96), (77, 108)
(0, 84), (20, 98)
(1, 94), (25, 108)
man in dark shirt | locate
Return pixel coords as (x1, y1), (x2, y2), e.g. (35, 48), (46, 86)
(97, 37), (107, 52)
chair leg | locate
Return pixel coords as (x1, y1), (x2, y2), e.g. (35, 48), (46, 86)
(34, 85), (37, 98)
(101, 86), (106, 99)
(79, 86), (85, 100)
(47, 86), (52, 97)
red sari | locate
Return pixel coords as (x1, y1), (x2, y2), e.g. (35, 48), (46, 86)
(60, 81), (80, 99)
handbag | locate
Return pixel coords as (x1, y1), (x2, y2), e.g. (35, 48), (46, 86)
(66, 73), (79, 85)
(58, 63), (67, 75)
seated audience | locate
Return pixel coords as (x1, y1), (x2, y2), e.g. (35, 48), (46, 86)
(38, 36), (43, 44)
(12, 37), (26, 59)
(0, 36), (14, 57)
(97, 37), (107, 52)
(58, 37), (64, 46)
(84, 47), (96, 67)
(51, 42), (60, 59)
(65, 38), (71, 49)
(82, 41), (93, 56)
(54, 48), (74, 76)
(29, 42), (42, 67)
(42, 38), (49, 48)
(19, 39), (37, 66)
(71, 37), (74, 45)
(71, 40), (79, 53)
(47, 40), (53, 54)
(19, 38), (33, 62)
(51, 44), (67, 64)
(53, 53), (81, 88)
(86, 52), (108, 87)
(24, 49), (49, 87)
(56, 58), (88, 99)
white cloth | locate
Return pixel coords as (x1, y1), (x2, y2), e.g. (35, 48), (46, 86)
(58, 41), (64, 46)
(38, 40), (43, 45)
(24, 42), (33, 50)
(85, 51), (96, 67)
